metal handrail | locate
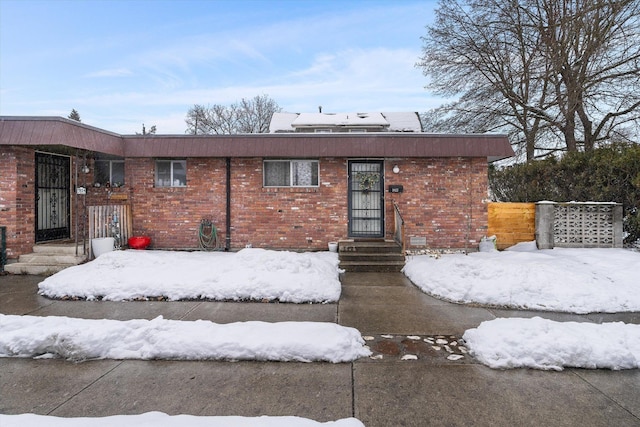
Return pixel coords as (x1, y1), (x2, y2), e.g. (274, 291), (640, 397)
(392, 201), (405, 253)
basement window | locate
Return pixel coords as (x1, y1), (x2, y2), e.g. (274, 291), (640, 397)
(155, 160), (187, 187)
(264, 160), (319, 187)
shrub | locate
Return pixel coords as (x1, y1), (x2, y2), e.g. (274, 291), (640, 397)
(489, 142), (640, 245)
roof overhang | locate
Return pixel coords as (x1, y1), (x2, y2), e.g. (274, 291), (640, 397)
(123, 133), (514, 161)
(1, 116), (514, 162)
(0, 116), (124, 156)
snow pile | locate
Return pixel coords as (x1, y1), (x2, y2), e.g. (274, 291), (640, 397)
(22, 245), (640, 372)
(403, 244), (640, 313)
(0, 412), (365, 427)
(0, 315), (371, 363)
(38, 248), (341, 303)
(463, 317), (640, 371)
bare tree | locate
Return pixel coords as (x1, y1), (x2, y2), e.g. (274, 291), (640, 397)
(136, 124), (157, 135)
(184, 104), (212, 135)
(185, 94), (281, 134)
(418, 0), (640, 161)
(529, 0), (640, 151)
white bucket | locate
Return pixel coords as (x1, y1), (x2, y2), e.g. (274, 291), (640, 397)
(479, 235), (498, 252)
(328, 242), (338, 253)
(92, 237), (115, 258)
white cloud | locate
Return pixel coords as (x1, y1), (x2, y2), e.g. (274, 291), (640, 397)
(49, 44), (441, 134)
(103, 2), (431, 93)
(265, 47), (433, 111)
(0, 1), (441, 134)
(84, 68), (133, 78)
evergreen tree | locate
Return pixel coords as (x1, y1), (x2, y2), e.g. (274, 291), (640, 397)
(68, 109), (81, 122)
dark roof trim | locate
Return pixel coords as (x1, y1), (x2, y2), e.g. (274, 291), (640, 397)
(123, 134), (513, 161)
(1, 116), (514, 161)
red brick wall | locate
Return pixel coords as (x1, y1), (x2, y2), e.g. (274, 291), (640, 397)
(230, 158), (348, 250)
(384, 157), (489, 249)
(128, 158), (228, 249)
(112, 156), (487, 251)
(89, 157), (349, 250)
(84, 158), (227, 250)
(3, 152), (490, 256)
(0, 147), (35, 259)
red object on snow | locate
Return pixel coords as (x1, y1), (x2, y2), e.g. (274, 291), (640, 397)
(128, 236), (151, 249)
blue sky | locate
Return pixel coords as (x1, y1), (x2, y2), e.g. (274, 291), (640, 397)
(0, 0), (440, 134)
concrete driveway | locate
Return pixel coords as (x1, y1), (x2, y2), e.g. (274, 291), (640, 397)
(1, 273), (639, 426)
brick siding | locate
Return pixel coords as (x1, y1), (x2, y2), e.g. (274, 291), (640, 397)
(0, 147), (36, 258)
(230, 158), (348, 250)
(3, 151), (490, 256)
(385, 158), (488, 249)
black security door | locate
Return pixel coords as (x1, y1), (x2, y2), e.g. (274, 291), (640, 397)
(35, 152), (71, 242)
(348, 160), (384, 238)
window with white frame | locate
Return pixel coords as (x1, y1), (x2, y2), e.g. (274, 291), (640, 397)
(155, 160), (187, 187)
(264, 160), (319, 187)
(94, 159), (125, 187)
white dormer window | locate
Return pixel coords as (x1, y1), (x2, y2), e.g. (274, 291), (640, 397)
(314, 129), (332, 133)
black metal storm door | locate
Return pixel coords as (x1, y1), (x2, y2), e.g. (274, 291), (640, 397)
(35, 152), (71, 242)
(348, 160), (384, 238)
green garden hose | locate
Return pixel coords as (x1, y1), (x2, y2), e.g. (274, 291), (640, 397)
(198, 219), (218, 250)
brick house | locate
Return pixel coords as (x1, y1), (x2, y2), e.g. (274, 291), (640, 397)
(0, 116), (513, 264)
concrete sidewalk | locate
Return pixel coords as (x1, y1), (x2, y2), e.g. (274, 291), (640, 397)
(1, 272), (639, 426)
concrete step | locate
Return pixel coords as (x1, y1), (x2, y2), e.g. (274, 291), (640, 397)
(5, 242), (89, 275)
(33, 243), (87, 255)
(339, 252), (405, 263)
(18, 253), (87, 265)
(339, 260), (405, 273)
(339, 240), (402, 254)
(4, 262), (77, 275)
(338, 239), (405, 272)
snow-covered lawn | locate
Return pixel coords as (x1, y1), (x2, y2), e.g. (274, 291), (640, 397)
(0, 315), (371, 363)
(0, 412), (364, 427)
(404, 243), (640, 370)
(463, 317), (640, 371)
(403, 242), (640, 313)
(3, 245), (637, 372)
(38, 248), (341, 303)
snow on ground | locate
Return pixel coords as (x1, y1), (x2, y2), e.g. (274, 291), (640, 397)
(38, 248), (341, 303)
(463, 317), (640, 371)
(403, 242), (640, 313)
(0, 314), (371, 363)
(0, 412), (364, 427)
(12, 245), (640, 372)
